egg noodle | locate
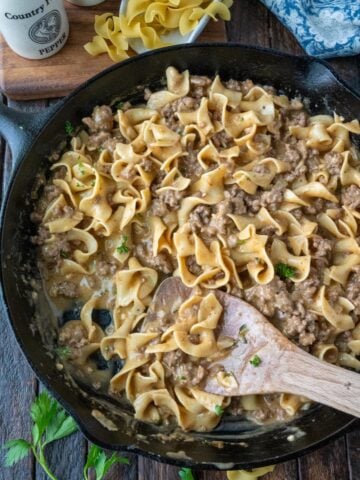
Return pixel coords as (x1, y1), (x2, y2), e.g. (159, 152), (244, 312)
(33, 67), (360, 432)
(84, 0), (233, 61)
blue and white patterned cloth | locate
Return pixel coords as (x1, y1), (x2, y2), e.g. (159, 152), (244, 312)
(260, 0), (360, 58)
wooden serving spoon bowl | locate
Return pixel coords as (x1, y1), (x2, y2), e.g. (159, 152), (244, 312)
(149, 277), (360, 418)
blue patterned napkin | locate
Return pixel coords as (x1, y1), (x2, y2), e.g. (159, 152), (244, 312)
(260, 0), (360, 58)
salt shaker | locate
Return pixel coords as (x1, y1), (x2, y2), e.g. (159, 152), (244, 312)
(0, 0), (69, 59)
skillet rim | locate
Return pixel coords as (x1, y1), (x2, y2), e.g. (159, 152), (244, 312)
(0, 42), (358, 470)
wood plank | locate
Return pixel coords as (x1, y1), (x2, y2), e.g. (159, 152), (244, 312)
(0, 0), (226, 101)
(138, 456), (186, 480)
(264, 461), (299, 480)
(226, 0), (270, 47)
(298, 437), (349, 480)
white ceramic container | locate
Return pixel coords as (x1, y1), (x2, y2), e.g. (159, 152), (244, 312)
(0, 0), (69, 59)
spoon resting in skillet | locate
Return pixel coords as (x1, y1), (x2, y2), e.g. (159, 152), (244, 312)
(146, 277), (360, 418)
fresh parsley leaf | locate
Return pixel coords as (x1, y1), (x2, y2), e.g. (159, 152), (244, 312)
(275, 262), (297, 280)
(60, 250), (70, 259)
(3, 439), (32, 467)
(249, 355), (262, 367)
(30, 391), (58, 444)
(214, 404), (224, 416)
(238, 239), (247, 246)
(179, 467), (195, 480)
(3, 391), (78, 480)
(83, 444), (129, 480)
(116, 235), (129, 254)
(44, 411), (78, 446)
(64, 121), (74, 136)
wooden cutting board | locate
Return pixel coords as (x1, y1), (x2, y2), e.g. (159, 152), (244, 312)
(0, 0), (226, 100)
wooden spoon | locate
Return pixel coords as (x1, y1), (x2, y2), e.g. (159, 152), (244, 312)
(147, 277), (360, 418)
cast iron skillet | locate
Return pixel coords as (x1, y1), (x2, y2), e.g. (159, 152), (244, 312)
(1, 44), (360, 471)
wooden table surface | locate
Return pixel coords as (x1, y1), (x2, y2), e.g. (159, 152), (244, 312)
(0, 1), (359, 479)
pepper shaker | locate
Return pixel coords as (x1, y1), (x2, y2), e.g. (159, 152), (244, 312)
(0, 0), (69, 59)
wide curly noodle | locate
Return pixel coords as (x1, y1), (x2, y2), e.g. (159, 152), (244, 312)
(32, 67), (360, 431)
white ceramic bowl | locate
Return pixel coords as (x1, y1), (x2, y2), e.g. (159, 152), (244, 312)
(119, 0), (221, 54)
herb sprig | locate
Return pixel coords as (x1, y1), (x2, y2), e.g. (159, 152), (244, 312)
(64, 121), (74, 136)
(179, 467), (195, 480)
(83, 444), (130, 480)
(3, 391), (78, 479)
(275, 262), (297, 280)
(3, 391), (130, 480)
(116, 235), (129, 254)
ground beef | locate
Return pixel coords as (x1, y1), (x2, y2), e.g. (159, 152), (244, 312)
(224, 78), (254, 94)
(49, 281), (79, 298)
(244, 277), (293, 318)
(224, 185), (246, 215)
(291, 269), (321, 302)
(345, 268), (360, 315)
(82, 105), (114, 133)
(211, 130), (235, 149)
(284, 110), (308, 127)
(41, 236), (71, 260)
(259, 182), (286, 212)
(44, 185), (62, 202)
(178, 150), (203, 178)
(97, 259), (118, 276)
(162, 349), (207, 387)
(161, 96), (199, 130)
(186, 255), (202, 276)
(189, 75), (212, 98)
(31, 225), (50, 245)
(209, 200), (232, 235)
(159, 189), (185, 210)
(310, 235), (333, 260)
(303, 198), (325, 216)
(324, 151), (343, 175)
(189, 205), (212, 234)
(342, 185), (360, 210)
(86, 131), (111, 150)
(59, 321), (89, 349)
(134, 243), (174, 274)
(282, 302), (320, 347)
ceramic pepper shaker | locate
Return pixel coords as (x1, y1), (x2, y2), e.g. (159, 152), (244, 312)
(0, 0), (69, 59)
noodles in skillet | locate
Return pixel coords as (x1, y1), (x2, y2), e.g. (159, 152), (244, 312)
(31, 67), (360, 431)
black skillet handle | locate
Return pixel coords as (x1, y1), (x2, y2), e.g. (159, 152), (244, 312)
(0, 101), (64, 166)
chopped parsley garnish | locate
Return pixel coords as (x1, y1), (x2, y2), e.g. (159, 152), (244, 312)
(91, 179), (96, 187)
(238, 239), (247, 246)
(179, 467), (195, 480)
(275, 262), (297, 280)
(214, 404), (224, 416)
(55, 346), (71, 359)
(250, 355), (262, 367)
(116, 235), (129, 254)
(239, 324), (249, 344)
(64, 120), (74, 135)
(177, 375), (187, 382)
(77, 160), (85, 175)
(60, 250), (70, 259)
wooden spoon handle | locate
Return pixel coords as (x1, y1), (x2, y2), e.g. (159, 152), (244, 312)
(274, 348), (360, 418)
